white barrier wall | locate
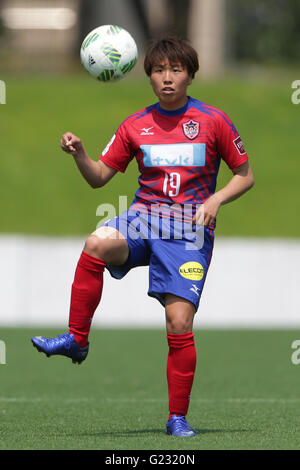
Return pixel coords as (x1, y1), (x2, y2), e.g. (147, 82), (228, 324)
(0, 235), (299, 328)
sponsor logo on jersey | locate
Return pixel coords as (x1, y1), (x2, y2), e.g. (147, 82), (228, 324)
(140, 127), (154, 135)
(233, 136), (246, 155)
(182, 120), (200, 140)
(140, 143), (206, 167)
(179, 262), (204, 281)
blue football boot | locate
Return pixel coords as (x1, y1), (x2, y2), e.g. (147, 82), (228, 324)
(166, 415), (198, 437)
(31, 333), (89, 364)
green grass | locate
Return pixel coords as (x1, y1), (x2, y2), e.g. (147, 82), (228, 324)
(0, 73), (299, 237)
(1, 328), (300, 450)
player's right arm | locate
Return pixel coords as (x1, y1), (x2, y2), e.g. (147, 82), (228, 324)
(61, 131), (117, 188)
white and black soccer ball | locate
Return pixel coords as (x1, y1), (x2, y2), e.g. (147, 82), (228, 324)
(80, 25), (138, 82)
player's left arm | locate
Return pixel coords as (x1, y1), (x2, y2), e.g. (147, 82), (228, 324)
(193, 161), (254, 227)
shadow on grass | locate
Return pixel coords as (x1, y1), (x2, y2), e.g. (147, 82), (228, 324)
(72, 427), (251, 438)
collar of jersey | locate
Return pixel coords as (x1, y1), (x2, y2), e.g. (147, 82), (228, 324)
(156, 96), (193, 116)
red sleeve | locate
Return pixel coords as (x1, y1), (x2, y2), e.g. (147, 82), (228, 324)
(99, 121), (134, 173)
(215, 112), (249, 169)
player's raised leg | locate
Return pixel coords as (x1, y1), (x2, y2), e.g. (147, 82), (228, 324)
(68, 226), (128, 349)
(31, 226), (129, 364)
(165, 294), (198, 436)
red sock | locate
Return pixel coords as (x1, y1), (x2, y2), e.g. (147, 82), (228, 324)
(167, 332), (196, 418)
(68, 251), (105, 348)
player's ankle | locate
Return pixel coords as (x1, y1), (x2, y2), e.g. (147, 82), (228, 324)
(70, 331), (88, 348)
(168, 413), (184, 420)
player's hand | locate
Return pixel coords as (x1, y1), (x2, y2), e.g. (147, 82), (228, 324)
(61, 132), (85, 158)
(192, 195), (221, 227)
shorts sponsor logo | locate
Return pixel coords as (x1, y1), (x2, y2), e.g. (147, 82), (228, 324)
(233, 136), (246, 155)
(190, 284), (201, 296)
(179, 261), (204, 281)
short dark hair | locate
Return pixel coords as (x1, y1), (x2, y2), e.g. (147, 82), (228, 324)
(144, 36), (199, 79)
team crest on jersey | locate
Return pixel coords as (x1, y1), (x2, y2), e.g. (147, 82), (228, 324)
(182, 120), (200, 140)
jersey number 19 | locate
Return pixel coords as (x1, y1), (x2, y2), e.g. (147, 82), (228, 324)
(163, 172), (181, 197)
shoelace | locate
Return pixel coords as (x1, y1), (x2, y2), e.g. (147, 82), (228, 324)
(172, 416), (195, 433)
(47, 334), (72, 349)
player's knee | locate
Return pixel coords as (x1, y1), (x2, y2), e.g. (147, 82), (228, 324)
(84, 231), (128, 264)
(166, 315), (193, 334)
(84, 233), (110, 259)
(84, 234), (102, 256)
(165, 296), (195, 334)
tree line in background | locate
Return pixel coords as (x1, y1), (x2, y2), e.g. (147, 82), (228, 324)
(227, 0), (300, 64)
(153, 0), (300, 65)
(78, 0), (300, 65)
(0, 0), (299, 65)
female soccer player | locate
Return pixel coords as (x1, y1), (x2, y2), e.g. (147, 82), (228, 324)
(32, 37), (254, 437)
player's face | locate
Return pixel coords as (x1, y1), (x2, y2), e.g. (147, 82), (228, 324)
(150, 59), (192, 111)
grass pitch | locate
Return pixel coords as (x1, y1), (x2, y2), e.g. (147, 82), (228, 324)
(0, 328), (300, 450)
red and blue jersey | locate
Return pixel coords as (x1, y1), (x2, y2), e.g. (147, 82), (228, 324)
(100, 96), (249, 224)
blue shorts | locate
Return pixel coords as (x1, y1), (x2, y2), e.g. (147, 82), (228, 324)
(103, 209), (214, 311)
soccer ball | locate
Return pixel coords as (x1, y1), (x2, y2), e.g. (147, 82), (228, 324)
(80, 25), (138, 82)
